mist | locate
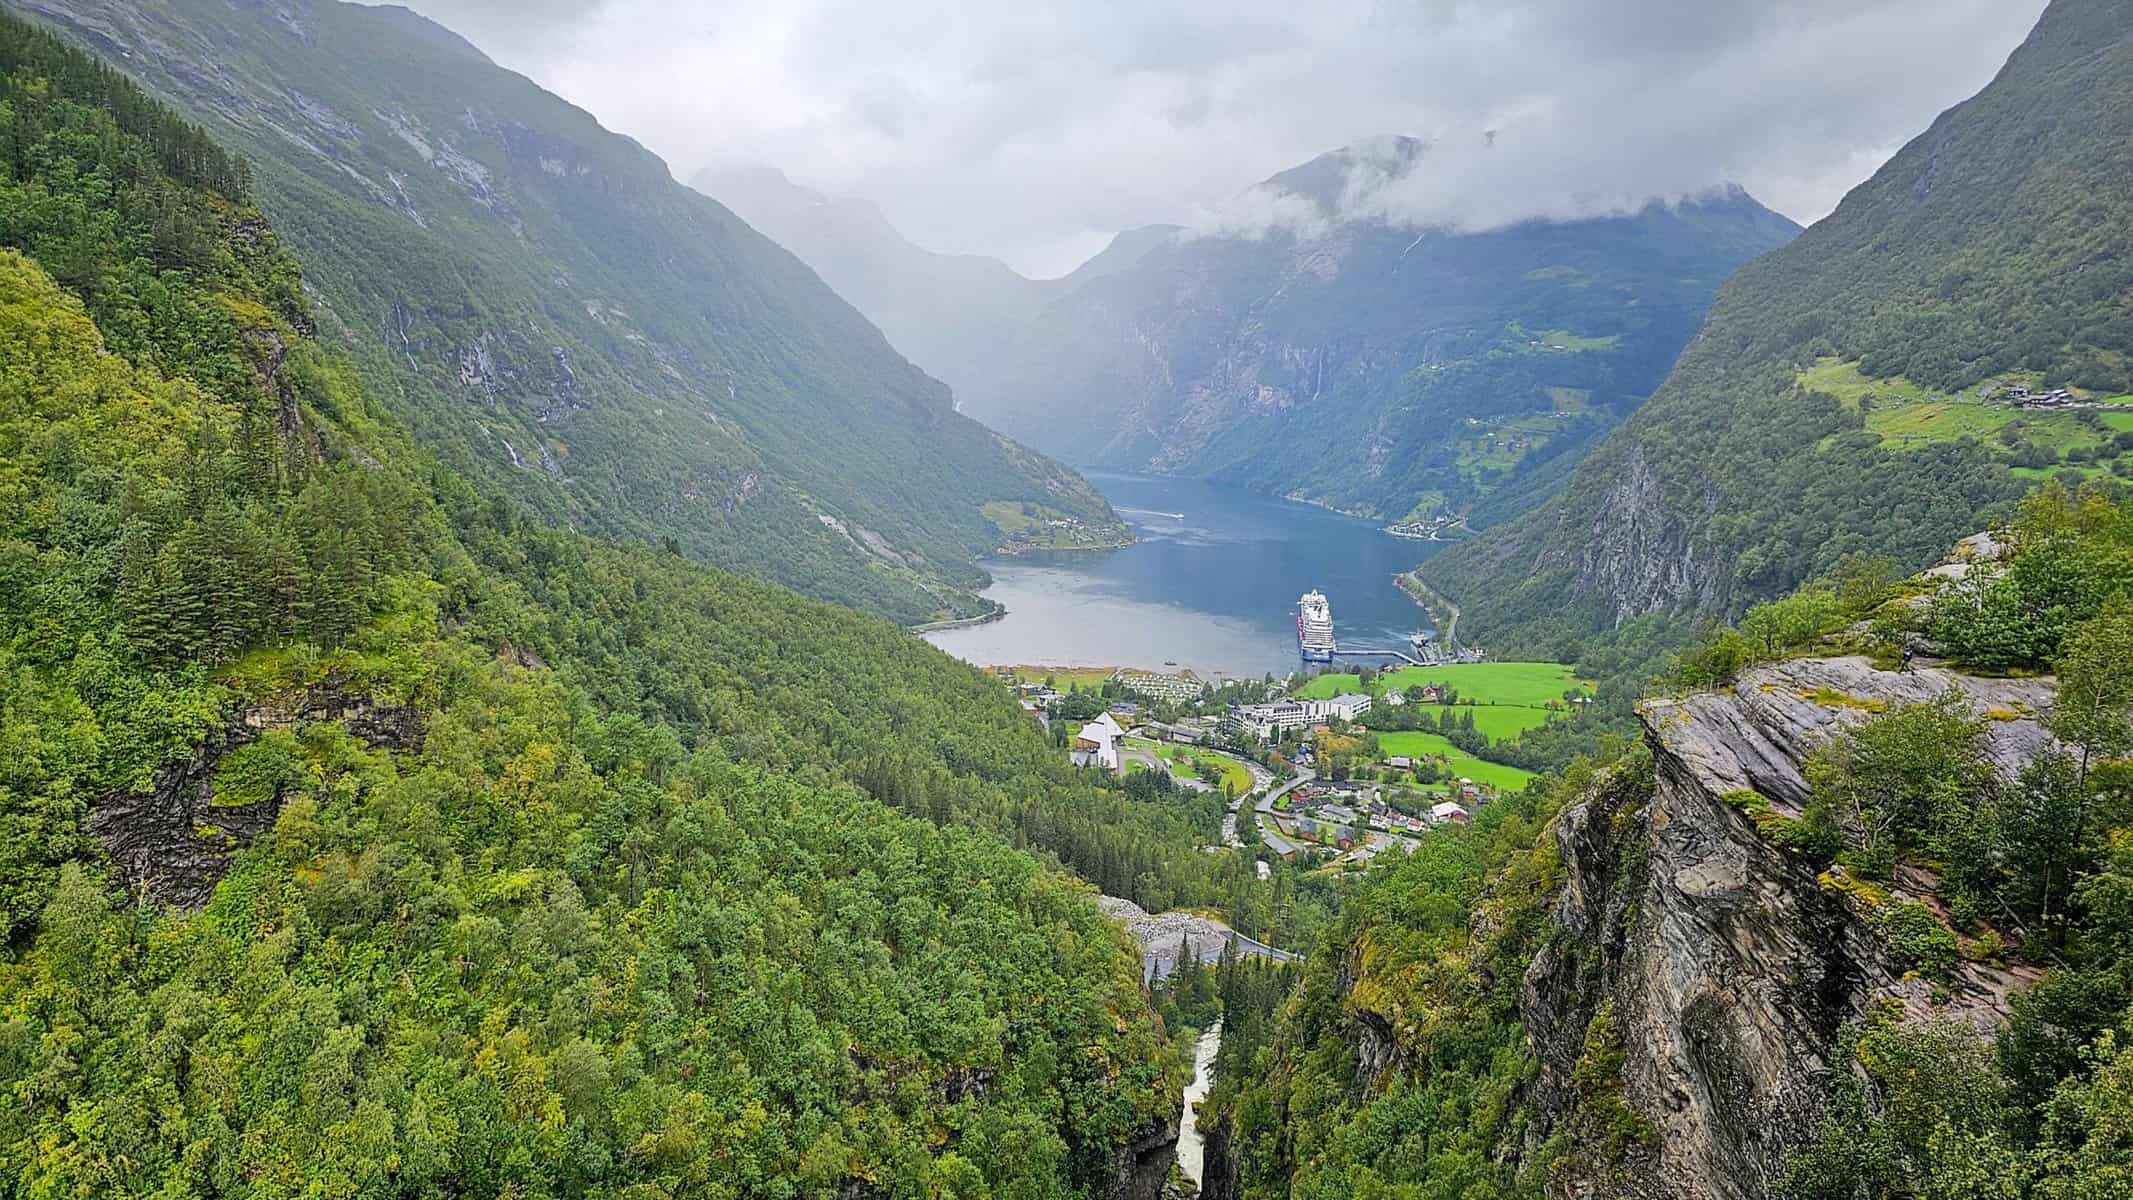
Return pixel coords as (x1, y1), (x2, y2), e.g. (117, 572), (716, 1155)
(384, 0), (2047, 275)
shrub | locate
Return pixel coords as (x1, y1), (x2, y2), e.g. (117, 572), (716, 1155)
(1873, 899), (1960, 980)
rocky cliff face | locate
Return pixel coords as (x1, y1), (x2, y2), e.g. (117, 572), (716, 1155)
(1566, 446), (1727, 625)
(89, 678), (420, 908)
(1520, 656), (2051, 1199)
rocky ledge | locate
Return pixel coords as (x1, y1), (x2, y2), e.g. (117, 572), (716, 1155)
(1521, 655), (2051, 1200)
(1641, 655), (2057, 817)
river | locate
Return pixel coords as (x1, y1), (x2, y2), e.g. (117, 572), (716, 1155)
(925, 473), (1446, 678)
(1175, 1022), (1223, 1187)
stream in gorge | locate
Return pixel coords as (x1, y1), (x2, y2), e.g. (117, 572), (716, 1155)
(1175, 1022), (1223, 1187)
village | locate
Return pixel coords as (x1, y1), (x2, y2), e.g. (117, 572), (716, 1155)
(995, 658), (1593, 868)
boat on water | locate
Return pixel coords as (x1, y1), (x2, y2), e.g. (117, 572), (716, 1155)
(1297, 590), (1336, 662)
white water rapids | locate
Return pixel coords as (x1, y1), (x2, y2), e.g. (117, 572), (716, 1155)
(1175, 1021), (1222, 1186)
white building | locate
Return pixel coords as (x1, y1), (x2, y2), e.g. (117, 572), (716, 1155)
(1230, 692), (1372, 740)
(1325, 693), (1373, 723)
(1072, 712), (1125, 773)
(1229, 700), (1318, 741)
(1430, 801), (1471, 825)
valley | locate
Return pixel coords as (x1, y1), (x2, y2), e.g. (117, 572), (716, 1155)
(5, 1), (2133, 1199)
(699, 144), (1801, 536)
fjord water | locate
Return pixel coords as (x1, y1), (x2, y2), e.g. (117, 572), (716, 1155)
(924, 473), (1443, 677)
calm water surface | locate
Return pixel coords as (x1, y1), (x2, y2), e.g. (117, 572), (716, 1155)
(924, 473), (1444, 678)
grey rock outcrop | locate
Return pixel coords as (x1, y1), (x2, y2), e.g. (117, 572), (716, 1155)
(1521, 656), (2048, 1200)
(1569, 445), (1727, 626)
(89, 678), (420, 908)
(1103, 1116), (1185, 1200)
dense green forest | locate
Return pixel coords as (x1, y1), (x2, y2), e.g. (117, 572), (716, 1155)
(1426, 0), (2133, 668)
(0, 17), (1213, 1193)
(12, 0), (1126, 627)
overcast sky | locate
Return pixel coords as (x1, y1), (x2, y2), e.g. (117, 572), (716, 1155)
(385, 0), (2049, 277)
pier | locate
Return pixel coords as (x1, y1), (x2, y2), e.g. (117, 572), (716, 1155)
(1330, 646), (1426, 666)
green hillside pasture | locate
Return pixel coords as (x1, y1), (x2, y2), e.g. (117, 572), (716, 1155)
(1802, 358), (2133, 466)
(1396, 704), (1559, 740)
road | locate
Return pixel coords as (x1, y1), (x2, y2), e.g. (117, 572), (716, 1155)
(1258, 768), (1316, 816)
(1230, 930), (1299, 963)
(1218, 755), (1278, 847)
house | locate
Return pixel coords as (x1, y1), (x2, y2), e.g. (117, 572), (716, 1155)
(1430, 801), (1471, 825)
(1419, 685), (1443, 703)
(1261, 829), (1303, 860)
(1386, 756), (1414, 770)
(1381, 689), (1407, 707)
(1071, 712), (1125, 773)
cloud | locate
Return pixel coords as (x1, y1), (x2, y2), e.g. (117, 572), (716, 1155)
(381, 0), (2049, 276)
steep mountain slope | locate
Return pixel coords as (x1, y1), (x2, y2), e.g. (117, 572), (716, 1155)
(0, 16), (1194, 1193)
(15, 0), (1127, 626)
(694, 163), (1178, 416)
(1425, 0), (2133, 656)
(1197, 499), (2133, 1198)
(961, 140), (1799, 524)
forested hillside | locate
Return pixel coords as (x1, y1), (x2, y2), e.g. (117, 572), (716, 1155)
(0, 16), (1197, 1193)
(957, 140), (1798, 526)
(11, 0), (1127, 627)
(1426, 0), (2133, 662)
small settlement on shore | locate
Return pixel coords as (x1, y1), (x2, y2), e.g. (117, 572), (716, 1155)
(998, 659), (1593, 868)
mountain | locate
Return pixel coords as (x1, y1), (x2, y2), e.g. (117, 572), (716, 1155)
(692, 163), (1178, 415)
(1423, 0), (2133, 659)
(0, 13), (1215, 1190)
(13, 0), (1129, 627)
(954, 140), (1800, 526)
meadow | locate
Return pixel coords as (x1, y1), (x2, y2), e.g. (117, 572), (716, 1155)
(1374, 731), (1538, 793)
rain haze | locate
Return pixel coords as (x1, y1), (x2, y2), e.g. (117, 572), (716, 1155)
(380, 0), (2049, 276)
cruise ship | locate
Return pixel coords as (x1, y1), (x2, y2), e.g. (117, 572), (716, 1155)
(1297, 590), (1336, 662)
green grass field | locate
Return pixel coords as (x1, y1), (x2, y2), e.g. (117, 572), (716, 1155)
(1799, 357), (1939, 408)
(1375, 731), (1536, 792)
(1417, 705), (1560, 739)
(1538, 328), (1621, 351)
(1802, 358), (2132, 470)
(1298, 661), (1587, 707)
(1151, 744), (1255, 795)
(993, 666), (1119, 688)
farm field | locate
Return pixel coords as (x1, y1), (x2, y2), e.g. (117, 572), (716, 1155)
(1374, 731), (1537, 793)
(1801, 358), (2133, 467)
(1406, 704), (1562, 739)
